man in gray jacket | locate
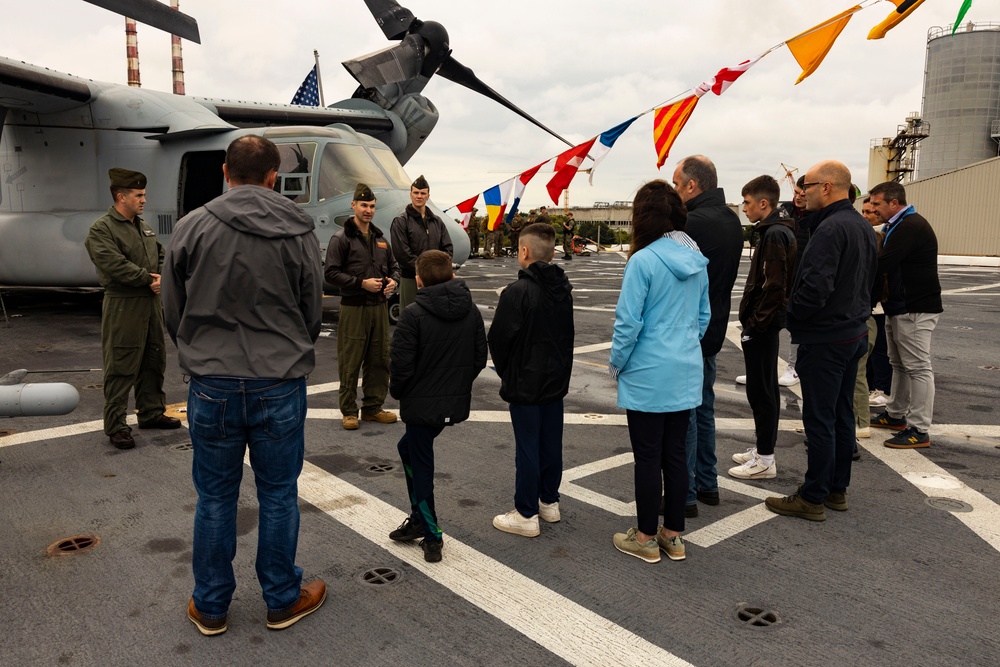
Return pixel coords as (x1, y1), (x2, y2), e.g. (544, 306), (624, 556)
(162, 135), (326, 637)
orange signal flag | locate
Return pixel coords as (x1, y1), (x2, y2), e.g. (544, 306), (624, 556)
(785, 5), (862, 85)
(868, 0), (928, 40)
(653, 96), (699, 169)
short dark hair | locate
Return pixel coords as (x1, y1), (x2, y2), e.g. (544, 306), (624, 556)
(863, 196), (871, 205)
(678, 156), (718, 192)
(795, 174), (805, 189)
(630, 179), (687, 256)
(225, 135), (281, 185)
(741, 175), (780, 209)
(869, 181), (907, 206)
(520, 222), (556, 260)
(415, 250), (453, 287)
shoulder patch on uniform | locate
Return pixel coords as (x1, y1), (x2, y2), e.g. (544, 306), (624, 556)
(377, 241), (388, 249)
(143, 229), (156, 236)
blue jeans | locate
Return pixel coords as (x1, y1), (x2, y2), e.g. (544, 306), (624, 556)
(797, 338), (867, 504)
(509, 400), (564, 518)
(188, 376), (306, 618)
(685, 355), (718, 505)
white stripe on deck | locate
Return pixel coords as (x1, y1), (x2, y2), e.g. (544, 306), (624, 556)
(858, 439), (1000, 553)
(294, 460), (695, 667)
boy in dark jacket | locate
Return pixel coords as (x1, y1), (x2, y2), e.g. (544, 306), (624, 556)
(489, 223), (575, 538)
(387, 250), (487, 562)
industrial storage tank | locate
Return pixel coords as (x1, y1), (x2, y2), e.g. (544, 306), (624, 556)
(918, 23), (1000, 179)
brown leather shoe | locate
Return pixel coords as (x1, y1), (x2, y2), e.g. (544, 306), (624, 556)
(187, 598), (227, 636)
(109, 429), (135, 450)
(342, 415), (359, 430)
(266, 579), (327, 630)
(361, 410), (398, 424)
(138, 414), (182, 430)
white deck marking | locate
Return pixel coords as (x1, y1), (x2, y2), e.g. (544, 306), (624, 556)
(573, 341), (613, 354)
(859, 439), (1000, 553)
(685, 505), (778, 548)
(941, 281), (1000, 295)
(294, 461), (695, 667)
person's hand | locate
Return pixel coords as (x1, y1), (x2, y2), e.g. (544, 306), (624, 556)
(149, 272), (161, 295)
(362, 278), (382, 293)
(383, 279), (397, 295)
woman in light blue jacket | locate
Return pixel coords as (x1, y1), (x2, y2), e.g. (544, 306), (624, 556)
(609, 180), (710, 564)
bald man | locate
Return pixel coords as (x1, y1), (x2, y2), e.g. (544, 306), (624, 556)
(765, 160), (876, 522)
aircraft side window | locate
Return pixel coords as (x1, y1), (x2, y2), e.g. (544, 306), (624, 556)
(275, 142), (317, 203)
(317, 143), (392, 201)
(369, 147), (412, 190)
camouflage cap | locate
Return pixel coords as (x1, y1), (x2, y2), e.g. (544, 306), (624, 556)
(353, 183), (375, 202)
(109, 168), (147, 190)
(411, 175), (429, 190)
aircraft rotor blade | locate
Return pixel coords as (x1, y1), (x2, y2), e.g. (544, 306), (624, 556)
(342, 33), (424, 89)
(82, 0), (201, 43)
(362, 0), (416, 40)
(436, 56), (573, 148)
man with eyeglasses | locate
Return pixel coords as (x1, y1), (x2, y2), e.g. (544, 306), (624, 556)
(765, 161), (876, 522)
(867, 181), (942, 449)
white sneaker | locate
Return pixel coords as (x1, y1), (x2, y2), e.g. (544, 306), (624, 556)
(728, 456), (777, 480)
(857, 426), (871, 439)
(736, 375), (747, 385)
(492, 510), (540, 537)
(732, 447), (758, 464)
(869, 390), (890, 408)
(778, 369), (799, 387)
(538, 501), (561, 523)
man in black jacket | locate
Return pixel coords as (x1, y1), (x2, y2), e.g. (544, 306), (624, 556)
(729, 176), (796, 481)
(324, 183), (401, 430)
(868, 181), (942, 449)
(489, 223), (575, 538)
(672, 155), (744, 516)
(390, 175), (453, 312)
(766, 161), (876, 522)
(387, 250), (487, 562)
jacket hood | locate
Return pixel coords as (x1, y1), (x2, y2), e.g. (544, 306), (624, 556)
(685, 187), (728, 211)
(647, 236), (709, 281)
(521, 261), (572, 302)
(757, 211), (795, 232)
(204, 185), (315, 239)
(413, 278), (474, 322)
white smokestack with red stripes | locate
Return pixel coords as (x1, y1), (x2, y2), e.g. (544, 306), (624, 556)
(171, 0), (185, 95)
(125, 17), (140, 88)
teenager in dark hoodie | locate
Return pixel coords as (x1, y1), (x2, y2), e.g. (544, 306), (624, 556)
(489, 223), (575, 538)
(387, 250), (487, 562)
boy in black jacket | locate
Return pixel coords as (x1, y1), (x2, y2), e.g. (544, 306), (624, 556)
(387, 250), (487, 562)
(489, 223), (575, 537)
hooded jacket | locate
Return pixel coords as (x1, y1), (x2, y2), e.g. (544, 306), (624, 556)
(738, 212), (797, 333)
(162, 185), (323, 379)
(683, 188), (744, 357)
(324, 218), (401, 306)
(389, 278), (487, 425)
(488, 261), (575, 404)
(786, 199), (877, 344)
(610, 236), (710, 413)
(390, 204), (454, 278)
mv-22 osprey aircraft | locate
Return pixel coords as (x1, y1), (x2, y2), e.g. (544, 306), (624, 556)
(0, 0), (570, 322)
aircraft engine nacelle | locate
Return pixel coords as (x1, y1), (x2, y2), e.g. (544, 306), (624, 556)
(390, 93), (439, 166)
(0, 383), (80, 417)
(335, 91), (439, 166)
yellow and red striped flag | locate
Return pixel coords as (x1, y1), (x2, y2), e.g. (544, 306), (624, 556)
(653, 96), (699, 169)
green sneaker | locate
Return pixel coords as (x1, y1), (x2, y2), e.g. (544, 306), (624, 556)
(824, 491), (848, 511)
(764, 493), (826, 521)
(613, 528), (660, 563)
(655, 532), (686, 561)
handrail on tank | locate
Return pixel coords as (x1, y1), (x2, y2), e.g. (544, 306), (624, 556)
(928, 23), (1000, 41)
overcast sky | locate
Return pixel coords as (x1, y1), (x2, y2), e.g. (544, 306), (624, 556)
(2, 0), (980, 211)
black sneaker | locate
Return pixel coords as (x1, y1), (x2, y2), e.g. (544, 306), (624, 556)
(696, 489), (720, 506)
(853, 439), (862, 462)
(684, 503), (698, 518)
(389, 517), (424, 542)
(871, 411), (907, 431)
(884, 426), (930, 449)
(420, 538), (442, 563)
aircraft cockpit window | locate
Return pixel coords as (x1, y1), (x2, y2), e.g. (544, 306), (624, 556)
(369, 147), (412, 189)
(275, 142), (317, 204)
(317, 143), (393, 201)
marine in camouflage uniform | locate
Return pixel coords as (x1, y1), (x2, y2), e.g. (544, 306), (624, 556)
(466, 209), (480, 256)
(85, 168), (180, 450)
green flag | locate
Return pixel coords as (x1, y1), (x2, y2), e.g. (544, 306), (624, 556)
(952, 0), (973, 34)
